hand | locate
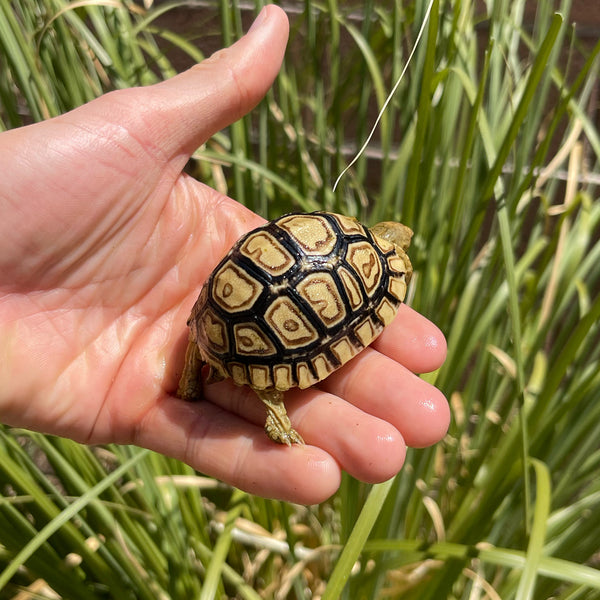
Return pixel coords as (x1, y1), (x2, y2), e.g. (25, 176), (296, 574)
(0, 5), (449, 504)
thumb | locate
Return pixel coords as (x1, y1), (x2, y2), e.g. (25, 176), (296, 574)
(90, 4), (290, 159)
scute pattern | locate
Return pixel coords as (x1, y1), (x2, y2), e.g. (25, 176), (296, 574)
(296, 272), (346, 327)
(265, 297), (319, 347)
(277, 214), (337, 255)
(212, 261), (262, 312)
(240, 232), (294, 276)
(345, 241), (383, 297)
(233, 323), (276, 356)
(193, 212), (410, 391)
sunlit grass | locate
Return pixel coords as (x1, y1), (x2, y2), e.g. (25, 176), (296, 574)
(1, 1), (600, 598)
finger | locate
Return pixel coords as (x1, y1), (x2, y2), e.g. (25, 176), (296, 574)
(285, 388), (407, 483)
(175, 4), (289, 148)
(131, 394), (341, 504)
(321, 348), (450, 449)
(203, 381), (407, 484)
(87, 5), (289, 161)
(372, 304), (447, 374)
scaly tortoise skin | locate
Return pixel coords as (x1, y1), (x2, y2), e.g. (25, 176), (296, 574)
(177, 211), (413, 445)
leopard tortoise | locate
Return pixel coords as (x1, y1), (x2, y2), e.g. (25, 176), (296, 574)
(177, 211), (413, 445)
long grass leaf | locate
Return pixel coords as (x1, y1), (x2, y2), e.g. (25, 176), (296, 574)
(515, 459), (552, 600)
(403, 0), (439, 224)
(200, 489), (246, 600)
(479, 13), (563, 206)
(322, 478), (395, 599)
(0, 449), (150, 592)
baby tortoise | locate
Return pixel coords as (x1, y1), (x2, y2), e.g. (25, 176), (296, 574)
(177, 211), (412, 445)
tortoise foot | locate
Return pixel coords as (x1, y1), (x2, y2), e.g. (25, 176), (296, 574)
(258, 389), (305, 446)
(264, 418), (305, 446)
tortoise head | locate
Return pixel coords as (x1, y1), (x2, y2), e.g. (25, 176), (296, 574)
(369, 221), (413, 252)
(369, 221), (414, 282)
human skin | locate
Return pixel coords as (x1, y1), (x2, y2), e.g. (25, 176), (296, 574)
(0, 5), (449, 504)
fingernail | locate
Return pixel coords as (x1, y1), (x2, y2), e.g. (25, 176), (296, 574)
(248, 6), (268, 33)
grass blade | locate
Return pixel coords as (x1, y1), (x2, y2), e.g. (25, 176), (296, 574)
(515, 459), (552, 600)
(322, 478), (395, 599)
(0, 448), (150, 592)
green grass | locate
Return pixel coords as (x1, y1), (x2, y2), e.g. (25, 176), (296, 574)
(1, 0), (600, 598)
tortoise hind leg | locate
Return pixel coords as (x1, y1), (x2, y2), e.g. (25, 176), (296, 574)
(177, 341), (204, 401)
(257, 389), (305, 446)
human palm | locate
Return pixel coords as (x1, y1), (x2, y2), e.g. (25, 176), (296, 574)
(0, 5), (449, 503)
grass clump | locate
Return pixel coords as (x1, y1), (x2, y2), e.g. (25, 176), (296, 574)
(1, 1), (600, 598)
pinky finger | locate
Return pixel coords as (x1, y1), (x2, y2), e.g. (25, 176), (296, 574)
(132, 394), (342, 504)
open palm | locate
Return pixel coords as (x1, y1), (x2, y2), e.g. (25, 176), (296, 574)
(0, 6), (449, 503)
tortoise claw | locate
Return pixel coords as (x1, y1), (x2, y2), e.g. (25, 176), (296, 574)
(259, 389), (304, 446)
(267, 426), (305, 446)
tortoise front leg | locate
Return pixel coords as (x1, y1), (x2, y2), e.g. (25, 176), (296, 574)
(176, 340), (204, 401)
(256, 389), (305, 446)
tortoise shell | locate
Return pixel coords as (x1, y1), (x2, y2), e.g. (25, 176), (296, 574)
(186, 211), (412, 393)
